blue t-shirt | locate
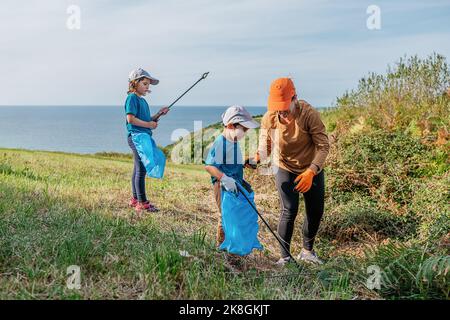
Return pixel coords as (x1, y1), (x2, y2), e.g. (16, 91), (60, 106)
(124, 93), (153, 136)
(205, 135), (244, 185)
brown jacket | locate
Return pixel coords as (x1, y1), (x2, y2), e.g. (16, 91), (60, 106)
(258, 100), (330, 175)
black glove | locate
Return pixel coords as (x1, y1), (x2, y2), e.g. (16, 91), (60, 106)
(244, 157), (259, 169)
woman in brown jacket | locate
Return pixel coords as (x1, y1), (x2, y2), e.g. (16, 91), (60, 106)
(252, 78), (330, 265)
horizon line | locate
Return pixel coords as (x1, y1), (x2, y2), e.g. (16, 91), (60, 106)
(0, 104), (332, 108)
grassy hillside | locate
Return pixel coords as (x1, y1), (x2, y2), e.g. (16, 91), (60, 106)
(1, 54), (449, 299)
(1, 148), (365, 299)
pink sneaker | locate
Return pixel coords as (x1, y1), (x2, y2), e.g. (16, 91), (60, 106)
(129, 197), (138, 208)
(135, 201), (160, 213)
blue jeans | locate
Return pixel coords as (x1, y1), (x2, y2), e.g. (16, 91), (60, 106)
(127, 135), (147, 202)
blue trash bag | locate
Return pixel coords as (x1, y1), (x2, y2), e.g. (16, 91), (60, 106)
(219, 182), (263, 256)
(131, 132), (166, 179)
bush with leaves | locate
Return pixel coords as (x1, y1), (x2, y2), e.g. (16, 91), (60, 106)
(361, 242), (449, 299)
(333, 53), (449, 142)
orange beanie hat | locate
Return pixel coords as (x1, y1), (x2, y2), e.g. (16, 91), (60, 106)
(268, 78), (297, 111)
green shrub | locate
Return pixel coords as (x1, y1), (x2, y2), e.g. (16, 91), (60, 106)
(362, 242), (449, 299)
(408, 174), (450, 242)
(335, 53), (450, 134)
(322, 196), (416, 242)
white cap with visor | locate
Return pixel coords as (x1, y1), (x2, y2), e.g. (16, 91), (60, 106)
(128, 68), (159, 85)
(221, 105), (260, 129)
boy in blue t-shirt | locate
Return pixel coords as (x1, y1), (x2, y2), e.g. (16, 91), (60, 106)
(205, 105), (260, 247)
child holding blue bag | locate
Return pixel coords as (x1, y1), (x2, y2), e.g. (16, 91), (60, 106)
(125, 68), (169, 214)
(205, 105), (263, 258)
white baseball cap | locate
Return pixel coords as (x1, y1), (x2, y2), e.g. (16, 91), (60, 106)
(128, 68), (159, 85)
(221, 105), (260, 129)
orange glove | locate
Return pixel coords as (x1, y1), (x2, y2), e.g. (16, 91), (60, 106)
(294, 169), (316, 193)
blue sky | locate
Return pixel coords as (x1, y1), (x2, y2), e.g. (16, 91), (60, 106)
(1, 0), (449, 107)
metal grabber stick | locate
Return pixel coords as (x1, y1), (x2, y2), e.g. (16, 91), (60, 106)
(235, 183), (302, 269)
(153, 72), (210, 121)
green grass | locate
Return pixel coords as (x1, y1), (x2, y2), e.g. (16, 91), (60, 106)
(0, 148), (354, 300)
(1, 146), (447, 299)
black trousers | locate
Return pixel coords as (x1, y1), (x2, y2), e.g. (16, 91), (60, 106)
(275, 167), (325, 257)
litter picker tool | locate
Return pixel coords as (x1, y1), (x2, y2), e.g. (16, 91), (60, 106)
(235, 182), (302, 269)
(153, 72), (210, 121)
